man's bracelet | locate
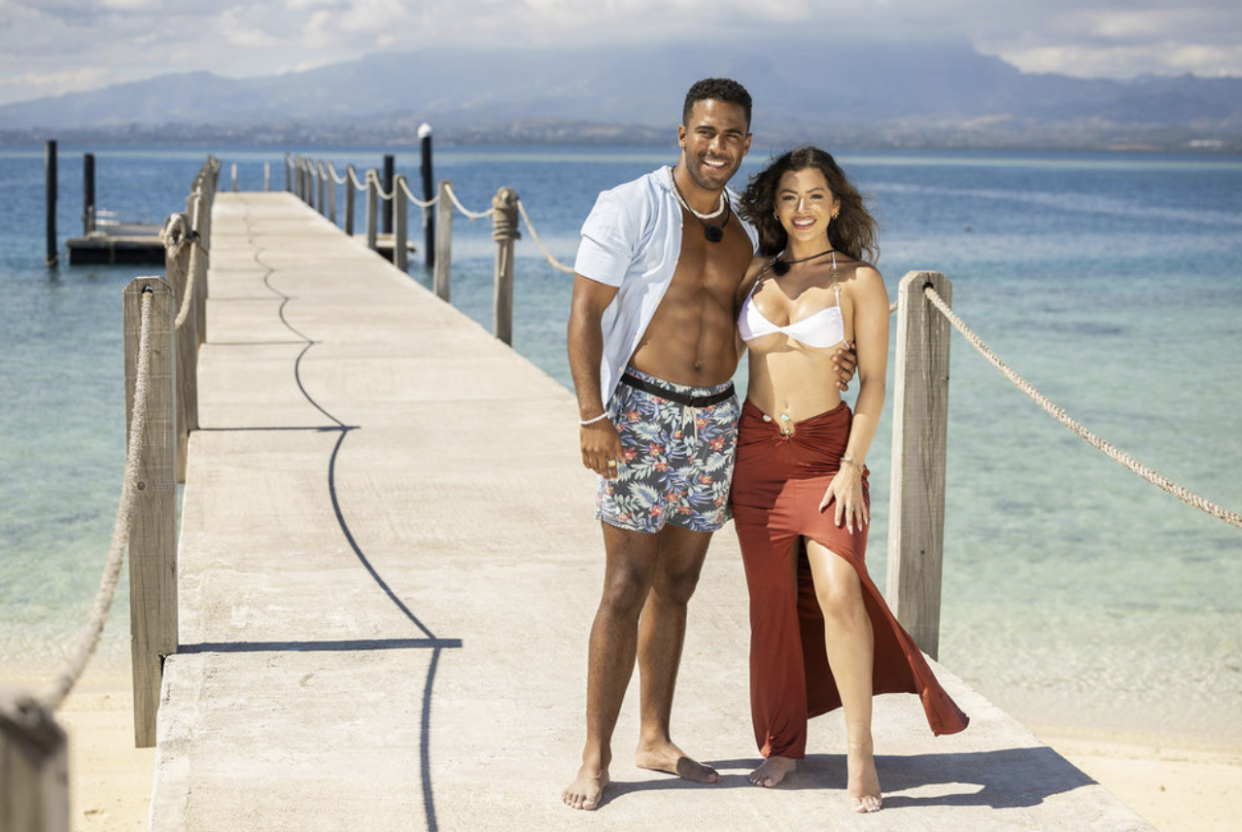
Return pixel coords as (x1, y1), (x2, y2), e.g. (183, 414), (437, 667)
(579, 412), (610, 426)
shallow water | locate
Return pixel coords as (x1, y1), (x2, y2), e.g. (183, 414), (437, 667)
(1, 145), (1239, 745)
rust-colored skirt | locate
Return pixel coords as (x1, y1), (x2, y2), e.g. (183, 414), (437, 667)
(730, 399), (968, 758)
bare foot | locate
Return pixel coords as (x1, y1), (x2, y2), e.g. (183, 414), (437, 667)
(635, 739), (721, 783)
(562, 763), (610, 811)
(847, 740), (882, 813)
(749, 755), (797, 787)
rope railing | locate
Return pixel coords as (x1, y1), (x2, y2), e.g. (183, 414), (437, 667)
(923, 285), (1242, 530)
(516, 198), (574, 274)
(398, 176), (438, 209)
(41, 290), (156, 709)
(326, 162), (348, 185)
(369, 170), (395, 201)
(163, 214), (199, 331)
(443, 182), (494, 221)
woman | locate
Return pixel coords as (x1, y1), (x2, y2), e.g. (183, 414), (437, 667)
(731, 147), (968, 812)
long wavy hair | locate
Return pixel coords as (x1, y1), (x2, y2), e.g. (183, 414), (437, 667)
(739, 146), (879, 264)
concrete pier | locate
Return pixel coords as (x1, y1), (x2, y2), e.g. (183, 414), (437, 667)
(148, 191), (1156, 831)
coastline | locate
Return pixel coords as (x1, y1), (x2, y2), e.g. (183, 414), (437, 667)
(11, 665), (1238, 832)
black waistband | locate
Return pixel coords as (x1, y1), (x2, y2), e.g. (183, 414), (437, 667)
(619, 372), (735, 408)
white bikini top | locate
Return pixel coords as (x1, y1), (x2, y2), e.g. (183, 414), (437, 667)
(738, 280), (846, 350)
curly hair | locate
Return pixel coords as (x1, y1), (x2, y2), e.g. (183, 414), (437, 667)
(738, 146), (879, 264)
(683, 78), (752, 130)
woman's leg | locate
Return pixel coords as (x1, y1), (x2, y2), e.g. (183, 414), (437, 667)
(805, 539), (882, 812)
(737, 527), (805, 786)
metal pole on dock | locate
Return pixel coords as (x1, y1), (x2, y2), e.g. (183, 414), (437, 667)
(886, 270), (953, 660)
(45, 140), (58, 266)
(83, 153), (96, 235)
(420, 124), (435, 269)
(491, 187), (519, 345)
(382, 154), (395, 235)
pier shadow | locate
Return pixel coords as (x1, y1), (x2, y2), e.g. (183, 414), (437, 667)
(605, 747), (1094, 810)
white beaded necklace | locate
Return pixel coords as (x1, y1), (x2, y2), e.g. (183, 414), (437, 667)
(668, 167), (726, 220)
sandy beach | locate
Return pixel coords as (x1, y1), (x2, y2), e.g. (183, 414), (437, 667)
(21, 667), (1238, 832)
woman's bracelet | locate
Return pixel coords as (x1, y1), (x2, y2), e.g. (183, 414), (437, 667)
(578, 412), (610, 426)
(841, 454), (862, 470)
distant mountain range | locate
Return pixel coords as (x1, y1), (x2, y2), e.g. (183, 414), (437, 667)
(2, 39), (1240, 152)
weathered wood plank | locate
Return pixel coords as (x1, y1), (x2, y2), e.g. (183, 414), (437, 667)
(886, 270), (953, 659)
(123, 277), (179, 748)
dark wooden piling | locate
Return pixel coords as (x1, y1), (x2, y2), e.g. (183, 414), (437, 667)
(83, 153), (96, 235)
(382, 154), (395, 235)
(45, 141), (57, 266)
(420, 125), (435, 269)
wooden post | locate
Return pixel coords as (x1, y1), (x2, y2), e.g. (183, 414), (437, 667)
(44, 140), (57, 266)
(164, 212), (197, 485)
(0, 691), (69, 832)
(123, 277), (179, 748)
(491, 187), (519, 345)
(327, 166), (337, 225)
(393, 175), (409, 273)
(419, 124), (435, 269)
(188, 190), (208, 347)
(345, 165), (357, 237)
(886, 270), (953, 660)
(382, 154), (395, 235)
(317, 161), (327, 217)
(83, 153), (95, 235)
(284, 154), (291, 193)
(434, 179), (453, 302)
(264, 162), (271, 192)
(231, 163), (238, 192)
(366, 171), (379, 251)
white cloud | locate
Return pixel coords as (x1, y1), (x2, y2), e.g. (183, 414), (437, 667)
(0, 0), (1239, 106)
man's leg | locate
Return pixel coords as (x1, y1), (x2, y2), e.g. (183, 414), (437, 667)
(633, 523), (721, 783)
(563, 524), (662, 810)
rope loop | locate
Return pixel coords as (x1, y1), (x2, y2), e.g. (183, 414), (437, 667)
(43, 288), (155, 709)
(443, 182), (494, 221)
(516, 198), (574, 274)
(923, 285), (1242, 531)
(491, 187), (520, 243)
(398, 177), (438, 209)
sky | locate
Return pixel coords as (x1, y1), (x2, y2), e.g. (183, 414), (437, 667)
(0, 0), (1240, 107)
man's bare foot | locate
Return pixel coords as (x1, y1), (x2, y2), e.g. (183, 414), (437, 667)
(847, 740), (882, 813)
(635, 739), (720, 783)
(562, 764), (610, 811)
(749, 755), (797, 787)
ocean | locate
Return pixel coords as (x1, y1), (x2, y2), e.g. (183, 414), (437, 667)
(1, 144), (1240, 748)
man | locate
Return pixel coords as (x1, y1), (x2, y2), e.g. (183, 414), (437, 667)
(563, 78), (854, 811)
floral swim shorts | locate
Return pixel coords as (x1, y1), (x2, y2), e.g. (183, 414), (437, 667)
(596, 368), (741, 534)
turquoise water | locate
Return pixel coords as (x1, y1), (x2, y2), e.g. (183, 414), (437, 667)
(2, 146), (1240, 745)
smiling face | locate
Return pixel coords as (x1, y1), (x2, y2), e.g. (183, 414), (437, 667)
(774, 167), (840, 246)
(677, 99), (752, 194)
